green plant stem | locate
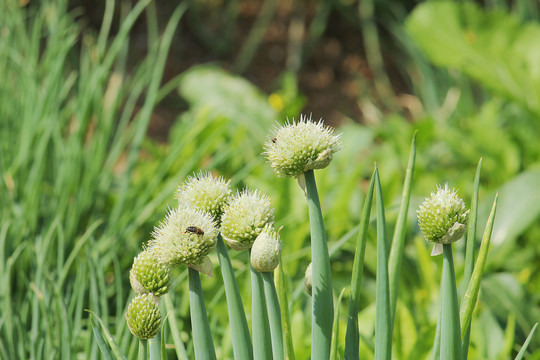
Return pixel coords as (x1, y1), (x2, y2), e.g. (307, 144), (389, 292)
(374, 168), (392, 360)
(262, 272), (284, 360)
(461, 158), (482, 359)
(431, 306), (442, 360)
(251, 264), (273, 360)
(515, 323), (538, 360)
(330, 289), (346, 360)
(216, 234), (254, 360)
(345, 170), (375, 359)
(460, 195), (498, 339)
(388, 133), (416, 325)
(440, 244), (461, 360)
(148, 333), (161, 360)
(138, 339), (147, 360)
(188, 267), (217, 360)
(304, 170), (334, 360)
(276, 261), (295, 360)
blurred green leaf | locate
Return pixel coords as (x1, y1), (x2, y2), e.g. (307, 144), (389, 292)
(406, 1), (540, 116)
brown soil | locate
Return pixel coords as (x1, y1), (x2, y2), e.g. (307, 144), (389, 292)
(71, 0), (410, 141)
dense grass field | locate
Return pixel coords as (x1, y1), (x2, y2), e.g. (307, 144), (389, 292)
(1, 0), (539, 359)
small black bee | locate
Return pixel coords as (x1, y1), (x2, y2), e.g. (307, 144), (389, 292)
(185, 226), (204, 236)
(271, 137), (277, 143)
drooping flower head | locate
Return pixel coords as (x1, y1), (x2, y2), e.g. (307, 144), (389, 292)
(129, 250), (170, 296)
(125, 294), (162, 340)
(149, 205), (218, 267)
(176, 172), (232, 225)
(417, 184), (469, 255)
(220, 189), (274, 251)
(250, 224), (282, 272)
(264, 115), (342, 178)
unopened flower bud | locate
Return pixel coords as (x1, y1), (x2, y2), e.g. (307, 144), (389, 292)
(250, 225), (282, 272)
(220, 189), (274, 251)
(417, 184), (469, 255)
(304, 263), (312, 296)
(176, 172), (232, 225)
(264, 115), (342, 177)
(125, 294), (162, 340)
(129, 250), (170, 296)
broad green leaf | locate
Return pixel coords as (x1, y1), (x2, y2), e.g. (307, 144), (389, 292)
(406, 1), (540, 116)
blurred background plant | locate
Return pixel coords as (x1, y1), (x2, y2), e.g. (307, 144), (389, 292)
(1, 0), (540, 358)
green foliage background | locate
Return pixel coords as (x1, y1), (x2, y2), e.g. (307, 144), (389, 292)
(1, 0), (539, 358)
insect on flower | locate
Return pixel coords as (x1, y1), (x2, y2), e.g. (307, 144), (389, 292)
(185, 226), (204, 236)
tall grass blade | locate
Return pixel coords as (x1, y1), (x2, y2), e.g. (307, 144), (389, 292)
(440, 244), (462, 360)
(262, 272), (284, 360)
(89, 313), (126, 360)
(344, 169), (375, 359)
(388, 133), (416, 324)
(304, 169), (334, 360)
(514, 322), (538, 360)
(251, 264), (273, 360)
(276, 261), (296, 360)
(460, 195), (498, 339)
(330, 288), (346, 360)
(461, 158), (482, 359)
(431, 306), (442, 360)
(374, 167), (392, 360)
(163, 295), (189, 360)
(188, 268), (217, 360)
(216, 234), (254, 360)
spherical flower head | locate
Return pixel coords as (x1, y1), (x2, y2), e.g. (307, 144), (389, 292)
(220, 189), (274, 251)
(129, 250), (170, 296)
(149, 205), (218, 267)
(417, 184), (469, 245)
(264, 115), (342, 177)
(125, 294), (162, 340)
(304, 262), (312, 296)
(250, 225), (282, 272)
(176, 172), (232, 225)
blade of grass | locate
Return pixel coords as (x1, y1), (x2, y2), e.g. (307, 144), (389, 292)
(388, 133), (416, 325)
(304, 169), (334, 360)
(461, 158), (482, 359)
(276, 260), (295, 360)
(163, 295), (189, 360)
(440, 243), (462, 360)
(216, 234), (253, 360)
(330, 288), (346, 360)
(514, 322), (538, 360)
(460, 195), (498, 339)
(251, 264), (273, 360)
(89, 313), (126, 360)
(188, 267), (217, 360)
(344, 169), (375, 359)
(374, 167), (392, 360)
(431, 305), (442, 360)
(262, 272), (284, 360)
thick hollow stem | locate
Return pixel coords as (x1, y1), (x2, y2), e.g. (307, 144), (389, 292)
(251, 264), (273, 360)
(440, 244), (462, 360)
(304, 170), (334, 360)
(216, 235), (254, 360)
(188, 267), (217, 360)
(262, 272), (284, 360)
